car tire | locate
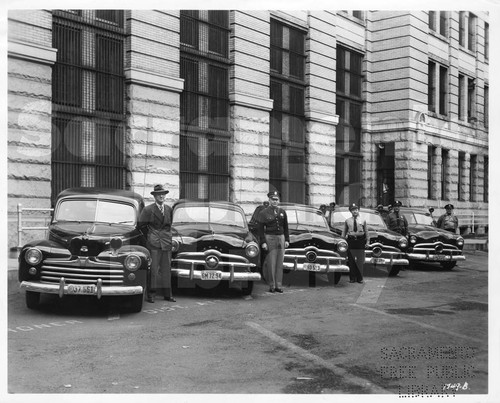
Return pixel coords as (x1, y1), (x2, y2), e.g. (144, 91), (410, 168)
(441, 261), (457, 270)
(26, 291), (41, 309)
(241, 281), (254, 296)
(129, 293), (144, 313)
(388, 266), (401, 277)
(328, 272), (342, 285)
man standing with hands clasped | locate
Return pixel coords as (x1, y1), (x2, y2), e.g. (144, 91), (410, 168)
(257, 190), (290, 293)
(342, 203), (369, 284)
(139, 184), (176, 303)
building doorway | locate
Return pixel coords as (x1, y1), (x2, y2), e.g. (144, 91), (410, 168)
(377, 142), (395, 206)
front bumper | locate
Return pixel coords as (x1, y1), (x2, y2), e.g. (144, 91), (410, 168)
(172, 267), (261, 281)
(282, 261), (350, 273)
(366, 257), (409, 266)
(20, 280), (143, 299)
(406, 253), (466, 262)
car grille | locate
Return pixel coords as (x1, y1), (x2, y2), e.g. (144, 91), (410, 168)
(366, 243), (405, 259)
(40, 257), (125, 286)
(284, 246), (343, 265)
(173, 249), (255, 272)
(411, 241), (462, 256)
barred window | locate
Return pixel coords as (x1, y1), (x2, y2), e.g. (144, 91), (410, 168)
(428, 60), (448, 115)
(51, 10), (126, 204)
(180, 10), (230, 201)
(441, 149), (449, 200)
(336, 45), (364, 206)
(270, 19), (307, 203)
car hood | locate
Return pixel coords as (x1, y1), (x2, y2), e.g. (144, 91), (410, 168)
(366, 226), (403, 242)
(288, 226), (343, 248)
(173, 223), (254, 248)
(49, 222), (141, 254)
(408, 224), (457, 240)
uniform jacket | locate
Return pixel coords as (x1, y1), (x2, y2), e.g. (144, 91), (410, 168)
(341, 216), (369, 241)
(139, 202), (173, 250)
(386, 211), (408, 236)
(437, 213), (458, 232)
(257, 206), (290, 245)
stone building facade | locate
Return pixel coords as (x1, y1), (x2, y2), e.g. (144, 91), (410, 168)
(7, 10), (489, 249)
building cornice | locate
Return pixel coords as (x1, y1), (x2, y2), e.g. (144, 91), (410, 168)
(230, 92), (274, 112)
(8, 40), (57, 65)
(306, 111), (339, 125)
(125, 67), (184, 92)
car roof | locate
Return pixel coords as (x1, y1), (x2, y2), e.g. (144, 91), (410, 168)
(333, 206), (379, 214)
(57, 187), (144, 205)
(279, 203), (323, 213)
(398, 207), (433, 216)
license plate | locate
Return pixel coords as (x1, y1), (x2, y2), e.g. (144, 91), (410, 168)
(433, 255), (449, 261)
(67, 284), (96, 295)
(303, 263), (321, 272)
(371, 258), (385, 264)
(201, 271), (222, 280)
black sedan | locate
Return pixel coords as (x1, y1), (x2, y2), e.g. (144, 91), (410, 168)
(327, 207), (409, 276)
(249, 203), (349, 284)
(171, 200), (261, 295)
(398, 207), (465, 269)
(18, 188), (150, 312)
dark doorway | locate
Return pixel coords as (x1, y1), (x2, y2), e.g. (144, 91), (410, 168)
(377, 142), (395, 206)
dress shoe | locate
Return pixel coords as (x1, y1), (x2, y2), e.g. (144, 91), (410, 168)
(164, 297), (176, 302)
(146, 296), (155, 303)
(357, 280), (364, 284)
(275, 288), (284, 293)
(268, 287), (275, 293)
(349, 280), (355, 283)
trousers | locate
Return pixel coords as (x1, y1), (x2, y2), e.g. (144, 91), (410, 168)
(148, 249), (173, 298)
(346, 237), (365, 282)
(264, 234), (285, 289)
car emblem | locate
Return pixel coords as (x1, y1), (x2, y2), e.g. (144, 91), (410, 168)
(306, 251), (317, 262)
(205, 255), (219, 269)
(80, 246), (88, 253)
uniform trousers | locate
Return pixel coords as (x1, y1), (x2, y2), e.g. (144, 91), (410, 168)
(346, 237), (365, 282)
(264, 234), (285, 289)
(148, 249), (173, 298)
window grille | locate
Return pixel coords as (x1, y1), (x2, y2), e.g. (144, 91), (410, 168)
(51, 10), (126, 203)
(270, 19), (306, 204)
(180, 10), (230, 201)
(441, 149), (449, 200)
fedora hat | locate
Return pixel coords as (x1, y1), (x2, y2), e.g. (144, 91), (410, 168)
(151, 184), (169, 195)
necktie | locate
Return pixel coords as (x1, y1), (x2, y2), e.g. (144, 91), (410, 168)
(353, 218), (357, 232)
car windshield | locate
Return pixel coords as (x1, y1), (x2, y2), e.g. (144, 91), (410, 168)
(332, 211), (387, 227)
(408, 212), (434, 226)
(173, 206), (246, 228)
(285, 208), (329, 229)
(55, 199), (136, 225)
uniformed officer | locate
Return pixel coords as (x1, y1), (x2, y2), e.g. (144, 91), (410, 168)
(386, 200), (408, 236)
(437, 204), (459, 233)
(257, 190), (290, 293)
(341, 203), (369, 284)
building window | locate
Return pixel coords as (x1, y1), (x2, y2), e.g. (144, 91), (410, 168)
(467, 77), (475, 122)
(336, 45), (364, 206)
(470, 154), (477, 202)
(459, 12), (466, 47)
(429, 11), (447, 37)
(483, 156), (488, 203)
(51, 10), (126, 204)
(468, 13), (477, 52)
(270, 19), (307, 203)
(179, 10), (230, 201)
(485, 22), (489, 60)
(427, 145), (436, 199)
(428, 61), (448, 115)
(458, 74), (465, 120)
(458, 152), (465, 201)
(441, 149), (448, 200)
(484, 85), (489, 127)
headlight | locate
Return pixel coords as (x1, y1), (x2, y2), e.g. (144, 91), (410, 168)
(456, 237), (464, 247)
(172, 238), (180, 253)
(337, 240), (348, 253)
(409, 235), (417, 244)
(25, 248), (42, 265)
(245, 242), (259, 258)
(372, 246), (383, 258)
(398, 237), (408, 249)
(124, 254), (141, 271)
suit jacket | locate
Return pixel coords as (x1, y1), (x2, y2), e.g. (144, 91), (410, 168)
(139, 202), (173, 250)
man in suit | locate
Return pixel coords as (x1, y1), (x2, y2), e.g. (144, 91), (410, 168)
(341, 203), (370, 284)
(256, 190), (290, 293)
(139, 184), (176, 303)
